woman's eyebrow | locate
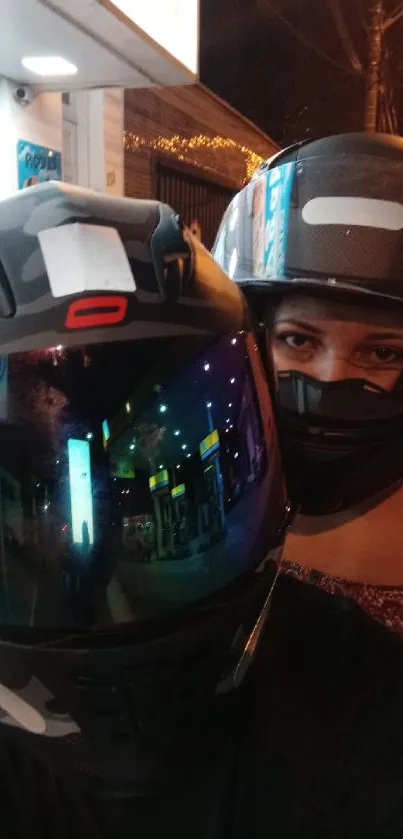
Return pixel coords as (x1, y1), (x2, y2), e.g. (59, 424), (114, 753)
(363, 331), (403, 341)
(273, 318), (325, 336)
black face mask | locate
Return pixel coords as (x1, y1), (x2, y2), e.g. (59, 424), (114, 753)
(276, 370), (403, 514)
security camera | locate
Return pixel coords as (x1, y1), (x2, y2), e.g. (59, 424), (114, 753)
(13, 86), (36, 106)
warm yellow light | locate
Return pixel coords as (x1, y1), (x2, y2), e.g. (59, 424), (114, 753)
(124, 132), (264, 185)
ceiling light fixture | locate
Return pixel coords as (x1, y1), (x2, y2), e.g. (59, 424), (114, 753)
(21, 56), (78, 77)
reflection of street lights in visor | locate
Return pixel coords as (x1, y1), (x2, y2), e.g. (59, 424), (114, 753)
(230, 378), (236, 384)
(86, 432), (93, 441)
(174, 430), (180, 437)
(129, 444), (135, 451)
(181, 444), (187, 450)
(203, 363), (210, 372)
(206, 402), (212, 409)
(159, 404), (168, 414)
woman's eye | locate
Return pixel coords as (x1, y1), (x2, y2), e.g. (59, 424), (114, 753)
(357, 346), (403, 366)
(277, 332), (313, 350)
(369, 347), (400, 364)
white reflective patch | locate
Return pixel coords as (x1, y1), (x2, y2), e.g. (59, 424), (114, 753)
(0, 681), (46, 735)
(229, 206), (239, 231)
(229, 248), (238, 279)
(38, 223), (136, 298)
(302, 197), (403, 231)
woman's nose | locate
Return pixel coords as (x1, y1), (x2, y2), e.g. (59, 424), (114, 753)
(315, 352), (359, 382)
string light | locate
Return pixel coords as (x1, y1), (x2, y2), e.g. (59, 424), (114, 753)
(124, 132), (264, 185)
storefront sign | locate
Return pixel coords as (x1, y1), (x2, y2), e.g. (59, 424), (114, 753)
(149, 469), (169, 493)
(171, 483), (186, 500)
(17, 140), (62, 190)
(199, 429), (220, 461)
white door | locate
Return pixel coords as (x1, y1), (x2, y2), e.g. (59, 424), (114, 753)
(62, 93), (78, 184)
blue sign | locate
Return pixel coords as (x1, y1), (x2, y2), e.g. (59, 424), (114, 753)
(0, 356), (8, 420)
(253, 161), (294, 281)
(17, 139), (62, 190)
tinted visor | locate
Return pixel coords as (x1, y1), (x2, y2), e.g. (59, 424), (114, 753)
(0, 332), (285, 632)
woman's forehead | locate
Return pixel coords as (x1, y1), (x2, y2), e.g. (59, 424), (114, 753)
(273, 294), (403, 329)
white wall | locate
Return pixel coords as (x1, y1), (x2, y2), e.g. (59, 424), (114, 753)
(103, 89), (124, 196)
(0, 78), (62, 200)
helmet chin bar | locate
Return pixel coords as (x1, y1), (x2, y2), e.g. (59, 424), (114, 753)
(0, 561), (281, 796)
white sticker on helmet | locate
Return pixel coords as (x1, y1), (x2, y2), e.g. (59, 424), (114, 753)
(302, 197), (403, 231)
(38, 222), (136, 298)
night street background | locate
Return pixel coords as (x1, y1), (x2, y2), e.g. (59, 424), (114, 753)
(201, 0), (403, 146)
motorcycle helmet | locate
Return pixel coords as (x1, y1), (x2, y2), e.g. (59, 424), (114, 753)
(0, 182), (289, 796)
(213, 132), (403, 514)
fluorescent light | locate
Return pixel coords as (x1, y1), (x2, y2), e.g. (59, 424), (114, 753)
(68, 438), (94, 546)
(22, 56), (78, 77)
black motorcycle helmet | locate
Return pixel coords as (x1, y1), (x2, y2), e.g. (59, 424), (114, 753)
(213, 132), (403, 514)
(0, 182), (289, 796)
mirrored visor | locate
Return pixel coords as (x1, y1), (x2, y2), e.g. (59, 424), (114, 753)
(0, 332), (285, 634)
